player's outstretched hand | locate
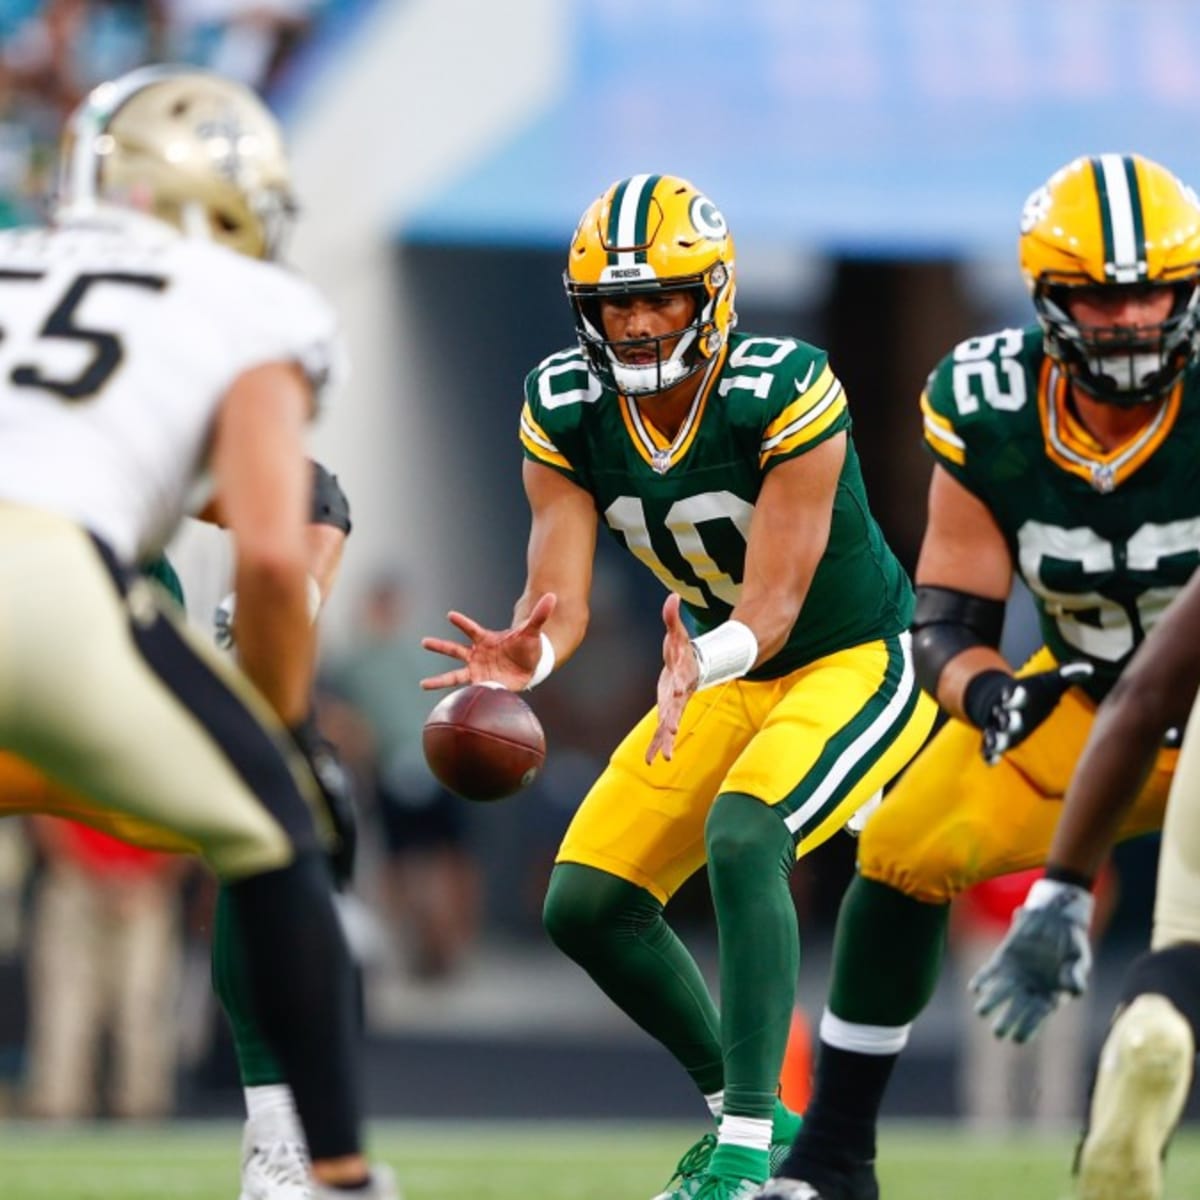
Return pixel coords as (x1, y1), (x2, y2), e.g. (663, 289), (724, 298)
(978, 661), (1094, 765)
(421, 592), (556, 692)
(646, 594), (698, 765)
(969, 878), (1094, 1043)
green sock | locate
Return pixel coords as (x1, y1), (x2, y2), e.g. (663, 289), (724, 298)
(211, 885), (286, 1086)
(544, 863), (724, 1095)
(828, 874), (950, 1024)
(707, 793), (799, 1123)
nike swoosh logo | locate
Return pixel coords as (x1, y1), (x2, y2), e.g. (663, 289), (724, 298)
(794, 362), (816, 393)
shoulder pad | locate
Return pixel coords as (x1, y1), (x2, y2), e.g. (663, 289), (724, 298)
(922, 326), (1040, 470)
(180, 245), (347, 413)
(720, 334), (848, 466)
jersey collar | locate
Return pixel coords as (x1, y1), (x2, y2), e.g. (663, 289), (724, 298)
(618, 344), (727, 475)
(1038, 358), (1181, 494)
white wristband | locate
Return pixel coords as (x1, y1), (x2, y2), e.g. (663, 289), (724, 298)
(1024, 878), (1095, 926)
(690, 620), (758, 690)
(525, 632), (556, 690)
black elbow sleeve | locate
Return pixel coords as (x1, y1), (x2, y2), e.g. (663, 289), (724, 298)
(911, 585), (1006, 697)
(309, 460), (352, 535)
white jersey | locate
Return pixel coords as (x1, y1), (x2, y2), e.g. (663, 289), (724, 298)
(0, 212), (343, 563)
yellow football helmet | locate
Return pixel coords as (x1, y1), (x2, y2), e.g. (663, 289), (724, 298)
(565, 173), (736, 395)
(1019, 153), (1200, 405)
(56, 65), (296, 261)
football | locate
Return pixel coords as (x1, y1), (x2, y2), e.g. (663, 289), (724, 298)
(422, 683), (546, 802)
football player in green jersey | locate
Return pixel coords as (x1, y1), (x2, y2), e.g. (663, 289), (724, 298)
(421, 173), (936, 1200)
(762, 154), (1200, 1200)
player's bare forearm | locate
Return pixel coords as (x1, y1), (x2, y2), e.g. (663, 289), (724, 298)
(916, 466), (1015, 719)
(936, 645), (1013, 721)
(732, 438), (842, 662)
(518, 459), (598, 665)
(305, 522), (346, 602)
(214, 362), (314, 724)
(235, 559), (315, 725)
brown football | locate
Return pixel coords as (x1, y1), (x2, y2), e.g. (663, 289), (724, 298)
(422, 684), (546, 802)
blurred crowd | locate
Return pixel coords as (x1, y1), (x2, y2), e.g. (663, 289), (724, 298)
(0, 0), (336, 226)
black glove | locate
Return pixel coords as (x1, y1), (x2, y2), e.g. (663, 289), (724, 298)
(290, 715), (358, 887)
(964, 662), (1094, 766)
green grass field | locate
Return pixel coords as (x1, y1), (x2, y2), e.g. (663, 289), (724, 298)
(1, 1120), (1198, 1200)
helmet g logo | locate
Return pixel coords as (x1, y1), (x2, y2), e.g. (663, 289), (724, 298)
(1020, 186), (1051, 235)
(690, 195), (728, 240)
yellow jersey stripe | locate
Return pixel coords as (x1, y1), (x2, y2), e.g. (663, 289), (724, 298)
(761, 365), (837, 442)
(759, 381), (845, 464)
(920, 392), (966, 465)
(520, 405), (574, 472)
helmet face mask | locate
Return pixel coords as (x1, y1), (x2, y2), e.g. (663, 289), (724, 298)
(55, 64), (297, 261)
(1020, 154), (1200, 406)
(565, 174), (736, 397)
(1036, 280), (1199, 406)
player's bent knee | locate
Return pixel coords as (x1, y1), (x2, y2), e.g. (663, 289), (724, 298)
(705, 792), (793, 878)
(543, 861), (660, 958)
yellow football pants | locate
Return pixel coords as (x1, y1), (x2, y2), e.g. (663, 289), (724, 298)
(859, 646), (1177, 904)
(558, 633), (937, 904)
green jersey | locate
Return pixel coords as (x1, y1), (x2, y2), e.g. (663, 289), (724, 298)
(520, 331), (913, 679)
(922, 323), (1200, 700)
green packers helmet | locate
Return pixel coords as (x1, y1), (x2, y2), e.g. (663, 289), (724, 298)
(56, 64), (296, 261)
(565, 173), (736, 395)
(1019, 153), (1200, 405)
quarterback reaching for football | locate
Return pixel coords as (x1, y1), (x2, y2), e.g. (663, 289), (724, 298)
(762, 154), (1200, 1200)
(0, 66), (392, 1199)
(422, 173), (936, 1200)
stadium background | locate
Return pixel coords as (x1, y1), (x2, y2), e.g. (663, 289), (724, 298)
(0, 0), (1197, 1126)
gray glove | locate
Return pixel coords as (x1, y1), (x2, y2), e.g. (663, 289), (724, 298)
(969, 878), (1094, 1043)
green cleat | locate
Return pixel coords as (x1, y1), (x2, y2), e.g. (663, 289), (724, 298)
(769, 1102), (803, 1175)
(692, 1177), (764, 1200)
(651, 1106), (803, 1200)
(650, 1132), (718, 1200)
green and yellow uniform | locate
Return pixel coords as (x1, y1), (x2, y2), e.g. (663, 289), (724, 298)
(522, 332), (935, 899)
(864, 325), (1194, 903)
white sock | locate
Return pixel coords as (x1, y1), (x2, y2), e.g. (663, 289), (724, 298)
(705, 1089), (724, 1120)
(244, 1083), (299, 1127)
(718, 1114), (771, 1152)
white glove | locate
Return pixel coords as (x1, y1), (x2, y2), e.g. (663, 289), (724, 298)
(214, 574), (322, 651)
